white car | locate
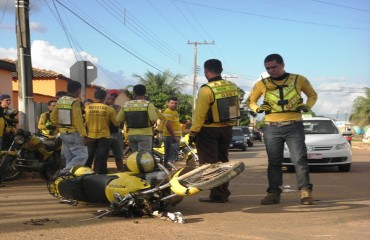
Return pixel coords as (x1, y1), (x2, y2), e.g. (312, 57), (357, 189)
(283, 117), (352, 172)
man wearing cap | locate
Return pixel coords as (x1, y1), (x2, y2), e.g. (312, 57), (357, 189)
(105, 89), (125, 171)
(50, 81), (88, 174)
(116, 84), (161, 152)
(0, 94), (18, 150)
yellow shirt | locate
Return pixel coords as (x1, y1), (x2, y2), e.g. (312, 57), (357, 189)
(85, 103), (118, 139)
(162, 108), (182, 137)
(247, 74), (318, 122)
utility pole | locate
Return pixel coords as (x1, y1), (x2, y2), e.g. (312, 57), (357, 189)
(187, 40), (215, 117)
(16, 0), (35, 132)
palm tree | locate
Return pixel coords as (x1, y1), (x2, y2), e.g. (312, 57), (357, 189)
(350, 87), (370, 127)
(133, 70), (185, 109)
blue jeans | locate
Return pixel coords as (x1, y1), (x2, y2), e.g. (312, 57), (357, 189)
(86, 137), (111, 174)
(60, 132), (88, 173)
(128, 135), (152, 152)
(263, 121), (312, 194)
(164, 136), (180, 164)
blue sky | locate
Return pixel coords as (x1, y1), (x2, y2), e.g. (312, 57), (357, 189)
(1, 0), (369, 120)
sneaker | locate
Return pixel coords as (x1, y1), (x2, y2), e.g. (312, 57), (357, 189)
(260, 193), (280, 205)
(300, 188), (313, 205)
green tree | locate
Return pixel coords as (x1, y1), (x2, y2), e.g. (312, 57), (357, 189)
(133, 70), (193, 120)
(350, 87), (370, 127)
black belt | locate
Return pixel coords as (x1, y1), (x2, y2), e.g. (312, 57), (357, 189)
(265, 120), (301, 127)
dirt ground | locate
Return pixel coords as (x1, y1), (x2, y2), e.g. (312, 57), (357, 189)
(0, 141), (369, 240)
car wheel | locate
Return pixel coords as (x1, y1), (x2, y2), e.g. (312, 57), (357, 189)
(338, 164), (351, 172)
(248, 142), (253, 147)
(241, 145), (247, 151)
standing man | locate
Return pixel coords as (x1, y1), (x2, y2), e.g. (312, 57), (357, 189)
(116, 84), (161, 152)
(38, 100), (58, 138)
(189, 59), (240, 203)
(247, 53), (318, 205)
(50, 80), (88, 174)
(85, 89), (118, 174)
(162, 97), (182, 167)
(105, 89), (124, 171)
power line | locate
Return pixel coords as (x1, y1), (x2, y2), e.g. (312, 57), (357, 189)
(174, 0), (370, 31)
(310, 0), (370, 13)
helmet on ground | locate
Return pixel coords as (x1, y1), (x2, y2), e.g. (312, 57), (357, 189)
(70, 166), (95, 176)
(126, 151), (155, 173)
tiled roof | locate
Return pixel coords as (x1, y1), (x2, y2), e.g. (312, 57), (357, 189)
(0, 59), (70, 80)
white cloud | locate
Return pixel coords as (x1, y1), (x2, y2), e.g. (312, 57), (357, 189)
(29, 22), (47, 33)
(0, 40), (128, 89)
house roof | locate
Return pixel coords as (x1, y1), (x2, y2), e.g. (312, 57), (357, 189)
(0, 58), (70, 80)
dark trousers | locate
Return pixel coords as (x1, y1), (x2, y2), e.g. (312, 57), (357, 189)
(196, 126), (232, 201)
(85, 137), (111, 174)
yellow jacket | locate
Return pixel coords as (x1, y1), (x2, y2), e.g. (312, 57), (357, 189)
(247, 74), (318, 122)
(190, 78), (238, 133)
(85, 103), (118, 139)
(116, 100), (161, 136)
(50, 96), (87, 137)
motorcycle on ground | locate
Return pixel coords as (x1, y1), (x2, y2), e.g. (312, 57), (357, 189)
(0, 128), (62, 182)
(47, 150), (245, 219)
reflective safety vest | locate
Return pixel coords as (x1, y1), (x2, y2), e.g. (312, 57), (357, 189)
(204, 80), (240, 124)
(263, 74), (302, 113)
(56, 96), (76, 126)
(123, 100), (150, 128)
(41, 112), (56, 136)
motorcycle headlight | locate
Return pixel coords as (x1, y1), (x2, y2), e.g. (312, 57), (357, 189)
(14, 135), (25, 145)
(335, 142), (349, 150)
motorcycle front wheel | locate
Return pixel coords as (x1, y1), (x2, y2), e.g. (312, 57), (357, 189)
(0, 155), (24, 181)
(174, 161), (245, 191)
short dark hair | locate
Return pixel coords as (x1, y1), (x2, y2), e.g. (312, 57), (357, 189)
(94, 89), (107, 101)
(133, 84), (146, 96)
(67, 80), (82, 94)
(264, 54), (284, 64)
(55, 91), (67, 99)
(168, 96), (178, 102)
(204, 59), (223, 74)
(48, 100), (57, 106)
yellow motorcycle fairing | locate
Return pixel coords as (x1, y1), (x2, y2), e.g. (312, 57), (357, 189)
(0, 150), (17, 156)
(169, 168), (200, 196)
(105, 172), (152, 202)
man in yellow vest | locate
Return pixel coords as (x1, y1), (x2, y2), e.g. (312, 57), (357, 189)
(50, 80), (88, 174)
(189, 59), (240, 203)
(38, 100), (58, 138)
(247, 53), (318, 205)
(116, 84), (161, 152)
(162, 97), (182, 167)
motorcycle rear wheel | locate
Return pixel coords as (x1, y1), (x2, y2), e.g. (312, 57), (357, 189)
(0, 155), (24, 181)
(175, 161), (245, 191)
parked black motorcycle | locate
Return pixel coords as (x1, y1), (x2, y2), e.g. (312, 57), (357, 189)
(0, 128), (62, 181)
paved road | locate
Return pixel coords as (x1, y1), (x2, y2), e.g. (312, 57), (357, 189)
(0, 142), (369, 240)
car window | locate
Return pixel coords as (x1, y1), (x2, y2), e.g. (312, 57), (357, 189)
(241, 127), (251, 135)
(232, 128), (243, 136)
(303, 120), (339, 134)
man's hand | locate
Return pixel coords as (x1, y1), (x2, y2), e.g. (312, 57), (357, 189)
(296, 103), (310, 113)
(188, 131), (197, 145)
(46, 125), (57, 131)
(256, 102), (271, 113)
